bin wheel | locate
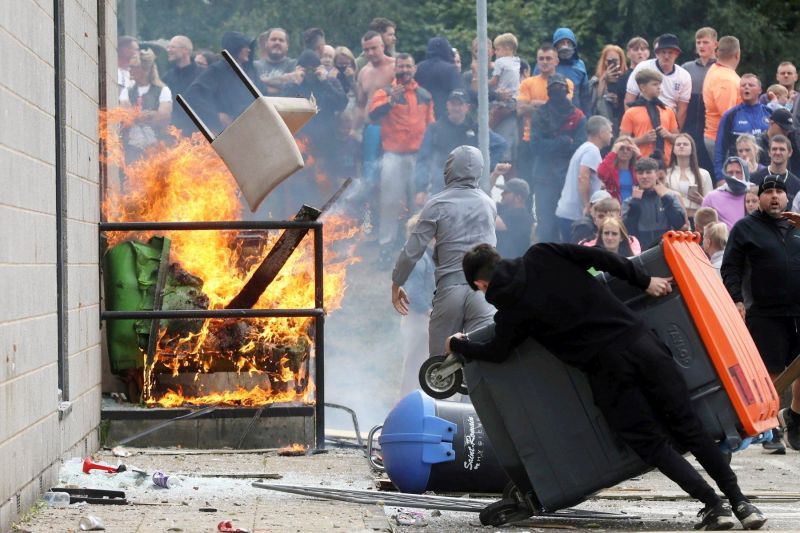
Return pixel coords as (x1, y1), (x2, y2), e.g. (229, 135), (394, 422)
(479, 498), (533, 527)
(502, 481), (522, 501)
(419, 356), (463, 400)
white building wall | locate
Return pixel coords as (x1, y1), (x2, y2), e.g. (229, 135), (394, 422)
(0, 1), (115, 530)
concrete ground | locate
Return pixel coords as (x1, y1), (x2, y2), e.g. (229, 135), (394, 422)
(12, 444), (800, 532)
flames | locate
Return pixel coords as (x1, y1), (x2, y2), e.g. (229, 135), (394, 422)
(101, 107), (359, 408)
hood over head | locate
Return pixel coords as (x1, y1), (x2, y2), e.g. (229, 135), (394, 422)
(444, 145), (484, 187)
(722, 156), (750, 196)
(221, 31), (252, 59)
(485, 256), (527, 308)
(426, 36), (455, 62)
(553, 27), (579, 63)
(552, 28), (578, 47)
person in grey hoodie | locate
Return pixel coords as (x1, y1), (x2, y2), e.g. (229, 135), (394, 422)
(392, 145), (497, 358)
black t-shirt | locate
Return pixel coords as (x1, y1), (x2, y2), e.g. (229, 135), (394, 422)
(496, 204), (534, 258)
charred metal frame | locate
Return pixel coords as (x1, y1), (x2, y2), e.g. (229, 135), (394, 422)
(99, 219), (326, 448)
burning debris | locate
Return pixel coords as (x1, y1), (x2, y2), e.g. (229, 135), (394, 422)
(278, 443), (309, 457)
(100, 106), (360, 409)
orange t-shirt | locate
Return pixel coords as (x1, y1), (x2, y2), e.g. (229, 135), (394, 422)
(619, 105), (679, 161)
(369, 80), (435, 153)
(517, 75), (574, 141)
(703, 63), (741, 140)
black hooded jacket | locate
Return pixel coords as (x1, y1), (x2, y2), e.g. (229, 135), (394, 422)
(721, 209), (800, 317)
(180, 32), (259, 134)
(449, 243), (651, 368)
(415, 37), (464, 120)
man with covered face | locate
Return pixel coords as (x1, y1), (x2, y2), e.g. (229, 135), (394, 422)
(391, 146), (497, 362)
(369, 54), (434, 260)
(532, 28), (590, 115)
(529, 73), (587, 243)
(701, 156), (751, 229)
(722, 177), (800, 454)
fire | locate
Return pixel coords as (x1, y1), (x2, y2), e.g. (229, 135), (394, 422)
(101, 107), (360, 407)
(278, 443), (308, 456)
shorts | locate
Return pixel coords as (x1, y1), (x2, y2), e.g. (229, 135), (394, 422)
(746, 315), (800, 373)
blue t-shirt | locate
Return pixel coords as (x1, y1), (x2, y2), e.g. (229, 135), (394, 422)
(618, 169), (633, 201)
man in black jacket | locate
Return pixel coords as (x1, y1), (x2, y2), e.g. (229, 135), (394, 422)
(414, 89), (507, 195)
(448, 243), (766, 531)
(722, 177), (800, 453)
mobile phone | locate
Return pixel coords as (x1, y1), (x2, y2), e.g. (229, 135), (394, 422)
(688, 185), (699, 197)
(606, 58), (619, 69)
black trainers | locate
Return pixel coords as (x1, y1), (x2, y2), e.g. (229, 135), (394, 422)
(694, 502), (735, 530)
(733, 501), (767, 530)
(762, 427), (786, 454)
(778, 407), (800, 451)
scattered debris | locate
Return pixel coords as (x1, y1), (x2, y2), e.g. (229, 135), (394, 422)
(217, 520), (250, 533)
(278, 443), (308, 456)
(42, 491), (70, 508)
(53, 488), (127, 505)
(111, 447), (131, 457)
(199, 507), (218, 512)
(152, 471), (178, 488)
(82, 457), (126, 474)
(394, 511), (427, 527)
(78, 515), (105, 531)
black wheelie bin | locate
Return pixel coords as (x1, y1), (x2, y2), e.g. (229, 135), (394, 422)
(459, 232), (779, 526)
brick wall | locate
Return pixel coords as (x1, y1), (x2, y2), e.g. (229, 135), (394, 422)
(0, 1), (115, 530)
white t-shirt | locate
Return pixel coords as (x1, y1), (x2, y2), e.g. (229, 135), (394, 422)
(119, 84), (173, 105)
(493, 56), (521, 96)
(626, 58), (692, 110)
(556, 141), (603, 221)
(792, 190), (800, 213)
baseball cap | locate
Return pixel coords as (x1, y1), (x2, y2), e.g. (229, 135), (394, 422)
(758, 175), (788, 195)
(590, 190), (612, 204)
(498, 178), (530, 198)
(654, 34), (681, 53)
(447, 89), (469, 103)
(770, 108), (796, 132)
(547, 73), (569, 88)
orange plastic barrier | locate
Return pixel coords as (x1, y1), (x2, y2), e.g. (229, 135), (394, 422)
(661, 231), (779, 436)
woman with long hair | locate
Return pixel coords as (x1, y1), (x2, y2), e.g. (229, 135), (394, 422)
(597, 135), (639, 202)
(592, 216), (641, 256)
(120, 48), (172, 161)
(665, 133), (713, 223)
(331, 46), (357, 100)
(590, 45), (628, 132)
(735, 134), (764, 180)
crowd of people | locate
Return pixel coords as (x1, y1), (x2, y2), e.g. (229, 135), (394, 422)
(116, 20), (800, 527)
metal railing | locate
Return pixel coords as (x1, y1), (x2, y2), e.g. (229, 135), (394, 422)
(99, 219), (326, 448)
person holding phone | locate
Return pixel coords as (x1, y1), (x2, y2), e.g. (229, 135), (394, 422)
(590, 45), (629, 133)
(665, 133), (714, 225)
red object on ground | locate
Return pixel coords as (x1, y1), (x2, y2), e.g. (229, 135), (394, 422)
(82, 456), (123, 474)
(218, 520), (249, 533)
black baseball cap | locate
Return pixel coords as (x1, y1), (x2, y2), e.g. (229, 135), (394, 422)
(758, 175), (788, 195)
(770, 108), (796, 132)
(447, 89), (469, 103)
(654, 34), (682, 53)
